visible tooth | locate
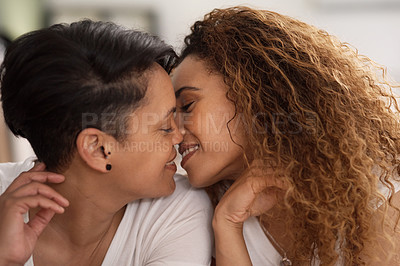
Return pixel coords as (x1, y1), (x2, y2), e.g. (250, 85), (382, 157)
(166, 161), (174, 165)
(182, 145), (199, 158)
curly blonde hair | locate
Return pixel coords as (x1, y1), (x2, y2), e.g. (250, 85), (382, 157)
(178, 6), (400, 265)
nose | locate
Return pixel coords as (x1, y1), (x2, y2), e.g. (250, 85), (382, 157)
(172, 119), (183, 145)
(174, 112), (186, 136)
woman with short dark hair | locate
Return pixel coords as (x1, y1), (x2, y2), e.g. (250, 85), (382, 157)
(0, 20), (213, 266)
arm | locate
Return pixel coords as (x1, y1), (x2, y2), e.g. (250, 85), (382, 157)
(212, 212), (251, 266)
(0, 163), (69, 265)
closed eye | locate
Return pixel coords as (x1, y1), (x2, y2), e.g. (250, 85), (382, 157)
(161, 127), (174, 133)
(179, 101), (194, 113)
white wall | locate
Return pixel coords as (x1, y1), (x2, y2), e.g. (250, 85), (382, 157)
(44, 0), (400, 80)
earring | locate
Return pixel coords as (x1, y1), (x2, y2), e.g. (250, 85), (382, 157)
(101, 146), (112, 171)
(100, 146), (110, 158)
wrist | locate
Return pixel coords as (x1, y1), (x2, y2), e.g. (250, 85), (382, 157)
(213, 204), (245, 228)
(212, 212), (244, 234)
(212, 213), (251, 266)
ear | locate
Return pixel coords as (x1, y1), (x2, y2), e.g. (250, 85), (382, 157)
(76, 128), (113, 173)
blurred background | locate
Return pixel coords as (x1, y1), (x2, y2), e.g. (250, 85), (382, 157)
(1, 0), (400, 163)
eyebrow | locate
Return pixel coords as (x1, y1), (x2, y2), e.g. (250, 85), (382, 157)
(175, 86), (200, 98)
(164, 106), (177, 120)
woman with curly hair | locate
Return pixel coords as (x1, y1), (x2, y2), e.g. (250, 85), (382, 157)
(172, 6), (400, 265)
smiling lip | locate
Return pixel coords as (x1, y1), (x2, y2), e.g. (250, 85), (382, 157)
(165, 151), (177, 172)
(179, 144), (199, 168)
(165, 162), (177, 172)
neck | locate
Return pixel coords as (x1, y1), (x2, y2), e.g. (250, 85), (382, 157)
(31, 204), (125, 265)
(43, 197), (126, 247)
(38, 160), (127, 247)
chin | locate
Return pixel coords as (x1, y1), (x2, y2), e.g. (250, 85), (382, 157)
(187, 170), (218, 188)
(159, 181), (176, 197)
(165, 185), (176, 196)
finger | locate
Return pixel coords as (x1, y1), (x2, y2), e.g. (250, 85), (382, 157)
(27, 208), (56, 237)
(250, 187), (282, 216)
(30, 162), (46, 172)
(264, 176), (289, 190)
(13, 195), (66, 215)
(248, 176), (270, 195)
(250, 159), (265, 168)
(6, 171), (65, 193)
(237, 163), (269, 184)
(19, 171), (65, 184)
(228, 175), (267, 193)
(12, 182), (69, 207)
(241, 166), (289, 191)
(227, 175), (281, 198)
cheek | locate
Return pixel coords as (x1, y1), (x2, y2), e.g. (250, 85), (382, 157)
(132, 157), (170, 183)
(131, 145), (170, 167)
(198, 112), (237, 147)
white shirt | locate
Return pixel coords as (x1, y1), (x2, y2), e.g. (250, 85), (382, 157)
(243, 217), (281, 265)
(0, 157), (214, 266)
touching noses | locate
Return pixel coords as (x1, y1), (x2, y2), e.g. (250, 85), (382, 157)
(174, 112), (187, 137)
(172, 119), (183, 145)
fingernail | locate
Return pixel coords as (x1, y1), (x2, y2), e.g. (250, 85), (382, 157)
(62, 198), (70, 207)
(51, 174), (65, 179)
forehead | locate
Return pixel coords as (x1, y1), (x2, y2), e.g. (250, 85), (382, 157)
(171, 57), (209, 87)
(139, 64), (175, 112)
(171, 56), (227, 95)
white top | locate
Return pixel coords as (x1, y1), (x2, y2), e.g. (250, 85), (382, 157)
(243, 217), (281, 265)
(0, 158), (214, 266)
(243, 180), (400, 266)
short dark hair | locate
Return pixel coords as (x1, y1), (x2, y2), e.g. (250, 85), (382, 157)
(0, 20), (176, 171)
